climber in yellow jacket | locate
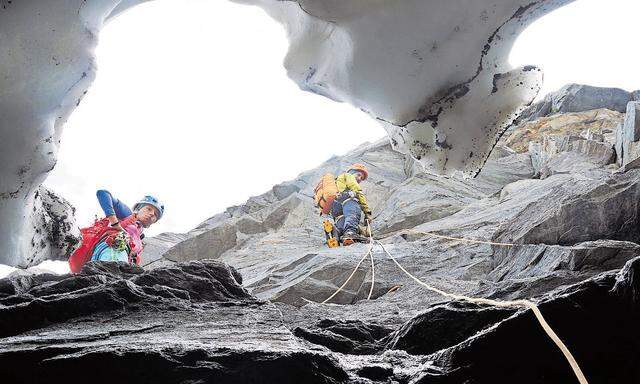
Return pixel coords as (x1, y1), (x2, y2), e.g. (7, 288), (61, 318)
(331, 164), (372, 245)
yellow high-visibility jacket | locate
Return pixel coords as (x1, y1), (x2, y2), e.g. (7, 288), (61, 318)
(335, 172), (371, 215)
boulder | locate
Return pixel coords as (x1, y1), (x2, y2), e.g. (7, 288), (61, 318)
(518, 84), (633, 122)
(20, 187), (80, 268)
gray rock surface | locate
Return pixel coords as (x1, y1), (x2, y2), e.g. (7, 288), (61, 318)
(1, 247), (639, 383)
(6, 87), (640, 382)
(529, 135), (615, 178)
(519, 84), (636, 122)
(0, 0), (583, 264)
(141, 96), (640, 313)
(20, 187), (80, 268)
(617, 101), (640, 168)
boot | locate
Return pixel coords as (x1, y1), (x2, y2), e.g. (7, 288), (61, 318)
(341, 229), (368, 246)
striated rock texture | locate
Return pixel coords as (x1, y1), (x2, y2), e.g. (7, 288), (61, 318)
(1, 250), (639, 383)
(0, 261), (359, 383)
(0, 0), (578, 265)
(518, 83), (638, 122)
(3, 88), (640, 382)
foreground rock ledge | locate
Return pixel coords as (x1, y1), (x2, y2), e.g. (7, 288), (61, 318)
(1, 258), (639, 383)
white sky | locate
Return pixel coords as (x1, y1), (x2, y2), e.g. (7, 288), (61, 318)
(44, 0), (640, 237)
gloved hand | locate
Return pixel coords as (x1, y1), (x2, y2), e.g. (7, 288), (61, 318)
(107, 215), (124, 233)
(364, 212), (373, 224)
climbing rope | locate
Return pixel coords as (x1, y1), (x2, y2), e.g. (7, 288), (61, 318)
(404, 229), (516, 247)
(375, 240), (589, 384)
(307, 221), (377, 305)
(318, 241), (374, 304)
(366, 220), (375, 300)
(306, 219), (587, 383)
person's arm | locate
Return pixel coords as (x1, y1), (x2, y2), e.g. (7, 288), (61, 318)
(345, 174), (372, 216)
(96, 190), (133, 226)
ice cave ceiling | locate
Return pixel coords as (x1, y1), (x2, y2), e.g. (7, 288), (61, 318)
(0, 0), (574, 265)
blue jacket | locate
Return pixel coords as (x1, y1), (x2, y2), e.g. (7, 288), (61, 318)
(96, 190), (132, 220)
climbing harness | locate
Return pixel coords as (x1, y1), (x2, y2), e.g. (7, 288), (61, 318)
(308, 225), (589, 384)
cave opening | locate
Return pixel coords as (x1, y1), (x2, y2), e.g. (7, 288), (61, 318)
(44, 0), (386, 238)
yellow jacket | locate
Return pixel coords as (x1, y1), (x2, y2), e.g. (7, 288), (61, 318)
(335, 172), (371, 215)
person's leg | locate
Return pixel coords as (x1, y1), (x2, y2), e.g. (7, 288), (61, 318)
(342, 199), (363, 234)
(330, 200), (345, 236)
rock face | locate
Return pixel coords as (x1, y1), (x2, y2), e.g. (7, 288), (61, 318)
(1, 255), (639, 383)
(518, 83), (638, 122)
(617, 101), (640, 168)
(21, 187), (80, 268)
(0, 0), (579, 264)
(0, 261), (358, 383)
(501, 108), (622, 178)
(416, 259), (640, 383)
(503, 108), (622, 153)
(3, 85), (640, 382)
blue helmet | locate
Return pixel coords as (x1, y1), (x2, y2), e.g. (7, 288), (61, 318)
(133, 195), (164, 220)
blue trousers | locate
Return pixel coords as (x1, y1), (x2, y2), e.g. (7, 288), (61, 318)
(331, 192), (362, 235)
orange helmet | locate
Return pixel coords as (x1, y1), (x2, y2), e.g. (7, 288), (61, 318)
(348, 163), (369, 180)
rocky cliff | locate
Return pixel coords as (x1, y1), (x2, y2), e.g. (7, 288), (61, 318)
(2, 85), (640, 383)
(0, 0), (577, 263)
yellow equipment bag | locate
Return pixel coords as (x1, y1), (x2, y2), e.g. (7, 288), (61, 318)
(314, 173), (339, 215)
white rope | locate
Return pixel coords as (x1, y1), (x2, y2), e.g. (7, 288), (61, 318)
(375, 240), (588, 384)
(366, 220), (375, 300)
(306, 218), (586, 383)
(319, 241), (374, 304)
(306, 221), (377, 305)
(367, 250), (375, 300)
(406, 230), (516, 247)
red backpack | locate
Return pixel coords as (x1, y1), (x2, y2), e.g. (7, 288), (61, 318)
(68, 215), (141, 274)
